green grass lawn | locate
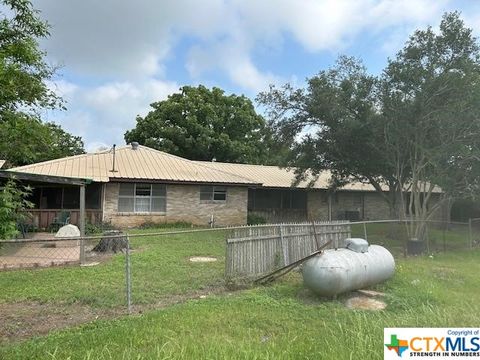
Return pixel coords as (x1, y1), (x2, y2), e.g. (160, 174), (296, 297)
(0, 228), (227, 308)
(0, 225), (479, 359)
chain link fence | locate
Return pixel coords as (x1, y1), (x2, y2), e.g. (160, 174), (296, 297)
(0, 219), (478, 317)
(351, 219), (477, 256)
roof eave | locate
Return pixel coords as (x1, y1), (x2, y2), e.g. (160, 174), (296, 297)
(0, 170), (93, 186)
(108, 177), (261, 187)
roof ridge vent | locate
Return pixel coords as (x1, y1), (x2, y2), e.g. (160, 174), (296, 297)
(131, 142), (139, 150)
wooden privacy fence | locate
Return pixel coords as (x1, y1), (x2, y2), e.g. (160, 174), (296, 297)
(225, 221), (351, 279)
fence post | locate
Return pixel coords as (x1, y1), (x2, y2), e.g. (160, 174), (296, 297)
(279, 224), (288, 266)
(469, 218), (473, 249)
(442, 224), (446, 253)
(79, 237), (86, 265)
(79, 184), (86, 264)
(426, 222), (430, 254)
(125, 235), (132, 314)
(363, 222), (368, 242)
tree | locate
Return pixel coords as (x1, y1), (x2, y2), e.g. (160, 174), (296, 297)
(258, 56), (403, 217)
(125, 85), (284, 164)
(380, 12), (480, 241)
(0, 114), (84, 166)
(0, 0), (84, 166)
(0, 0), (62, 116)
(259, 12), (480, 242)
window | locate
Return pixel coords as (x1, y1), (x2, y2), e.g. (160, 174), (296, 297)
(118, 183), (166, 213)
(200, 186), (227, 202)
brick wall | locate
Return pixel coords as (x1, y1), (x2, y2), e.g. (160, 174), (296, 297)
(306, 190), (449, 222)
(306, 190), (390, 221)
(102, 182), (248, 228)
(101, 182), (448, 227)
(307, 190), (330, 220)
(332, 192), (364, 220)
(361, 191), (448, 222)
(362, 192), (392, 220)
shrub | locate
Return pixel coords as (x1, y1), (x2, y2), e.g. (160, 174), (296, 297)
(85, 221), (117, 235)
(136, 221), (194, 230)
(0, 180), (33, 239)
(247, 213), (267, 225)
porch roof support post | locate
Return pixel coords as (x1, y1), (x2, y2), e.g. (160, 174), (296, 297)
(79, 184), (86, 264)
(79, 184), (86, 236)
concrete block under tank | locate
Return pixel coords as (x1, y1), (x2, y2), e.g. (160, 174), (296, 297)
(302, 245), (395, 297)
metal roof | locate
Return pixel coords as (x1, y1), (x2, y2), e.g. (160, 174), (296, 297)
(8, 145), (441, 192)
(194, 161), (383, 191)
(8, 145), (259, 185)
(195, 161), (443, 193)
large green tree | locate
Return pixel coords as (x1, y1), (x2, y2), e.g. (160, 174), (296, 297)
(259, 12), (480, 241)
(0, 114), (84, 166)
(0, 0), (61, 115)
(258, 57), (401, 215)
(380, 12), (480, 240)
(125, 85), (286, 164)
(0, 0), (84, 166)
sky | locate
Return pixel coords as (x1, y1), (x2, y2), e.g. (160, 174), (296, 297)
(23, 0), (480, 152)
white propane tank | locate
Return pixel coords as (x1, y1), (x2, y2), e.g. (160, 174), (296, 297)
(302, 244), (395, 297)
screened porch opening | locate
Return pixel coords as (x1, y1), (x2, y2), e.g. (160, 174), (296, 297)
(248, 188), (308, 222)
(25, 183), (103, 229)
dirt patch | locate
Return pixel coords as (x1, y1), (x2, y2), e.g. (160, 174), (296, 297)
(297, 287), (388, 309)
(189, 256), (217, 262)
(344, 295), (387, 310)
(0, 286), (229, 344)
(135, 286), (228, 313)
(0, 302), (123, 344)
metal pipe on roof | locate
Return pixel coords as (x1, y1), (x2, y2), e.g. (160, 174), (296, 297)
(111, 144), (117, 173)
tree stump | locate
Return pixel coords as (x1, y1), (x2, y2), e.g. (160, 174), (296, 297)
(92, 230), (128, 253)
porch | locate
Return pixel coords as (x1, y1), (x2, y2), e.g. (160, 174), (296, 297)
(0, 171), (100, 235)
(25, 183), (103, 230)
(27, 209), (103, 229)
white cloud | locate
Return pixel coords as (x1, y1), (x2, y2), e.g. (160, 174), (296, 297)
(237, 0), (450, 52)
(35, 0), (230, 79)
(33, 0), (460, 148)
(85, 82), (141, 108)
(44, 79), (179, 150)
(37, 0), (450, 87)
(46, 79), (78, 98)
(187, 40), (282, 93)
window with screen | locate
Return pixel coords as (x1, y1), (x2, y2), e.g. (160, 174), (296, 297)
(200, 186), (227, 202)
(118, 183), (166, 213)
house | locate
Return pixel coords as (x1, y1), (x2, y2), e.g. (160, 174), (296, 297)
(0, 143), (448, 230)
